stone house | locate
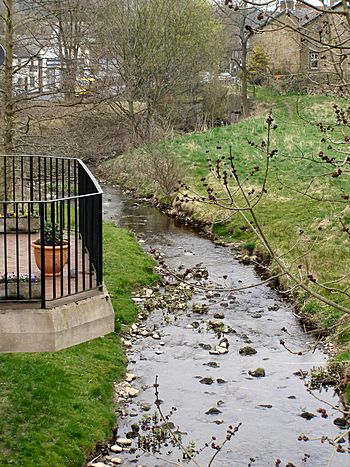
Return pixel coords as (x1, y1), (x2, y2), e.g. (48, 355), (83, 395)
(252, 0), (349, 84)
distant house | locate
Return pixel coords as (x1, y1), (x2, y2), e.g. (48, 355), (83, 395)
(252, 0), (349, 84)
(14, 42), (61, 95)
(13, 32), (94, 97)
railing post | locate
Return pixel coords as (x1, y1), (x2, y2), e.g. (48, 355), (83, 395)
(39, 203), (46, 309)
(97, 193), (103, 288)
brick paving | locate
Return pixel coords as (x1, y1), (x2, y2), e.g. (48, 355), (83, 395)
(0, 231), (96, 302)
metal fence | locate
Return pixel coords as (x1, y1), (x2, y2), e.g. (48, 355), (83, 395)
(0, 155), (103, 308)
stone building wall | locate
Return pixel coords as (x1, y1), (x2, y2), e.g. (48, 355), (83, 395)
(251, 13), (301, 74)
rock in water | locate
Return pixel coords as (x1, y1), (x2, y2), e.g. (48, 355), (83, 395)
(248, 368), (266, 378)
(239, 346), (257, 356)
(205, 407), (222, 415)
(299, 411), (316, 420)
(200, 377), (214, 385)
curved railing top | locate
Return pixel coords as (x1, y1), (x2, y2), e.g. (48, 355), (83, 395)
(0, 154), (102, 204)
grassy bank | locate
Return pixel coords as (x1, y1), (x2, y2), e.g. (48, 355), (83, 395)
(0, 223), (157, 466)
(103, 88), (350, 401)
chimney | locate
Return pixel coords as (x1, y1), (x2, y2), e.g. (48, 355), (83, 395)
(280, 0), (294, 11)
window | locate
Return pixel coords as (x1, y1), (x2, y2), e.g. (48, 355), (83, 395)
(29, 60), (37, 73)
(309, 52), (319, 69)
(46, 68), (56, 88)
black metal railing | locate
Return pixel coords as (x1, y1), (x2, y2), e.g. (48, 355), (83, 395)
(0, 155), (103, 308)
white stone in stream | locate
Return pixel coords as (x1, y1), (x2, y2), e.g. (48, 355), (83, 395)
(144, 288), (153, 297)
(140, 330), (149, 337)
(209, 350), (220, 355)
(122, 340), (132, 348)
(89, 463), (108, 467)
(132, 297), (143, 303)
(110, 445), (123, 453)
(159, 341), (165, 346)
(152, 333), (161, 340)
(106, 456), (123, 465)
(155, 350), (163, 355)
(116, 438), (132, 447)
(126, 387), (139, 397)
(186, 324), (193, 329)
(125, 373), (136, 382)
(131, 324), (138, 332)
(215, 346), (228, 354)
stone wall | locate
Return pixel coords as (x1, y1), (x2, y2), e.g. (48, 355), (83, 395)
(252, 14), (301, 74)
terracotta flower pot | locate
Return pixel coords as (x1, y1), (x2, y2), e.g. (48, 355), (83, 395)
(32, 240), (69, 276)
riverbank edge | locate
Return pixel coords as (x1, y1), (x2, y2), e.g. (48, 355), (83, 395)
(98, 179), (350, 404)
(0, 223), (158, 467)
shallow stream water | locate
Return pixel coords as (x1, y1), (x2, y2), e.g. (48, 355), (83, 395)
(102, 185), (349, 467)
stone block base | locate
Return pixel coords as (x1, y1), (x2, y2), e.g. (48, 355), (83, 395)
(0, 289), (115, 352)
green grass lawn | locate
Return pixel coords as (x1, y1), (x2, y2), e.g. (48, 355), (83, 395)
(0, 223), (157, 467)
(104, 87), (350, 400)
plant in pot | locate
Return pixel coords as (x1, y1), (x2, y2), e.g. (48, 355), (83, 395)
(32, 222), (69, 276)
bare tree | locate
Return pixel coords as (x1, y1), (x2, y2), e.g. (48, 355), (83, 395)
(96, 0), (224, 143)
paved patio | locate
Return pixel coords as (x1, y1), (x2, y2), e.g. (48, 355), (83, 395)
(0, 231), (96, 302)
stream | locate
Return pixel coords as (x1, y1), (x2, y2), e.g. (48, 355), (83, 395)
(101, 185), (349, 467)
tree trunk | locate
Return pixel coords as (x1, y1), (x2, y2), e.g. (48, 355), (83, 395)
(3, 0), (14, 154)
(240, 39), (249, 117)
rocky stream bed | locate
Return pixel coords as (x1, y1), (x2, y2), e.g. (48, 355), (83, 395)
(88, 185), (349, 467)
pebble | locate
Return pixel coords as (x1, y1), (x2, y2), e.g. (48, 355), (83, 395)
(214, 312), (225, 319)
(299, 411), (316, 420)
(107, 457), (123, 465)
(248, 368), (266, 378)
(333, 417), (347, 428)
(140, 402), (152, 411)
(239, 346), (257, 356)
(116, 438), (132, 447)
(200, 377), (214, 385)
(140, 330), (149, 337)
(155, 350), (164, 355)
(126, 387), (139, 398)
(152, 333), (161, 340)
(219, 338), (229, 348)
(217, 378), (227, 384)
(125, 373), (136, 382)
(205, 407), (222, 415)
(122, 340), (132, 348)
(215, 346), (228, 354)
(110, 445), (123, 453)
(213, 419), (224, 424)
(89, 463), (107, 467)
(199, 343), (212, 350)
(144, 288), (153, 297)
(204, 361), (220, 368)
